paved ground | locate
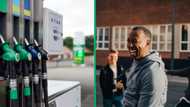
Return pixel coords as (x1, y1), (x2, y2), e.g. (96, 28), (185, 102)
(96, 70), (188, 107)
(47, 65), (94, 107)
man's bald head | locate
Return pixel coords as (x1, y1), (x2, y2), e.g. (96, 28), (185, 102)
(131, 26), (151, 41)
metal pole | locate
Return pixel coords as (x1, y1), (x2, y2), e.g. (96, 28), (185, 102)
(170, 0), (176, 70)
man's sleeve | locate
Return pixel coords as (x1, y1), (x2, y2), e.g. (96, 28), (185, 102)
(137, 62), (161, 107)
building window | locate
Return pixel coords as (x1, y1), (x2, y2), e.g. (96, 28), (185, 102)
(167, 25), (172, 51)
(159, 25), (166, 51)
(144, 25), (171, 51)
(96, 27), (110, 49)
(151, 26), (159, 50)
(112, 26), (128, 50)
(181, 24), (190, 51)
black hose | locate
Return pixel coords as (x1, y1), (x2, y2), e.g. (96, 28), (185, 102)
(33, 61), (42, 107)
(42, 61), (48, 107)
(22, 61), (32, 107)
(9, 62), (19, 107)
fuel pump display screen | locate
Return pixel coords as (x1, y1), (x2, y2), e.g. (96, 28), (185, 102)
(13, 0), (20, 16)
(24, 0), (31, 18)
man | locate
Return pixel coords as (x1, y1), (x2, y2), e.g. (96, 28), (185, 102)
(122, 26), (168, 107)
(100, 49), (126, 107)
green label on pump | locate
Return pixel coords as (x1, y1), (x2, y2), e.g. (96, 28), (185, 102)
(24, 87), (31, 96)
(10, 88), (18, 100)
(0, 0), (7, 13)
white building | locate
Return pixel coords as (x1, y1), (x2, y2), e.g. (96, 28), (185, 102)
(43, 8), (63, 55)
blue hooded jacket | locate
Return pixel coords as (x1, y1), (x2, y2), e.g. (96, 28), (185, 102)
(123, 51), (168, 107)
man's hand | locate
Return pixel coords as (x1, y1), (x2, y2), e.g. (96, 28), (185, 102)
(116, 80), (124, 90)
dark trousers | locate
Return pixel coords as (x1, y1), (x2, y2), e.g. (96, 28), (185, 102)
(103, 95), (123, 107)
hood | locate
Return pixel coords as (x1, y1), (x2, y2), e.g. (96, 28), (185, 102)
(135, 51), (164, 67)
(146, 51), (163, 64)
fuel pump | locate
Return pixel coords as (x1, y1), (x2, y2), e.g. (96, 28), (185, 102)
(0, 35), (20, 107)
(13, 37), (32, 107)
(34, 40), (48, 107)
(24, 38), (42, 107)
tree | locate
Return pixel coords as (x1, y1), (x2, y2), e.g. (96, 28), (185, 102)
(63, 36), (73, 50)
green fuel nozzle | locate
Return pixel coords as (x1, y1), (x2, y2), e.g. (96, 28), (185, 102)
(13, 37), (31, 61)
(0, 35), (20, 103)
(0, 35), (19, 62)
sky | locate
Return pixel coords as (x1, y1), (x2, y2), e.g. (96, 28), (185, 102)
(44, 0), (94, 37)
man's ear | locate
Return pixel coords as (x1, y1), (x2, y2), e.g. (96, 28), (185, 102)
(147, 39), (151, 46)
